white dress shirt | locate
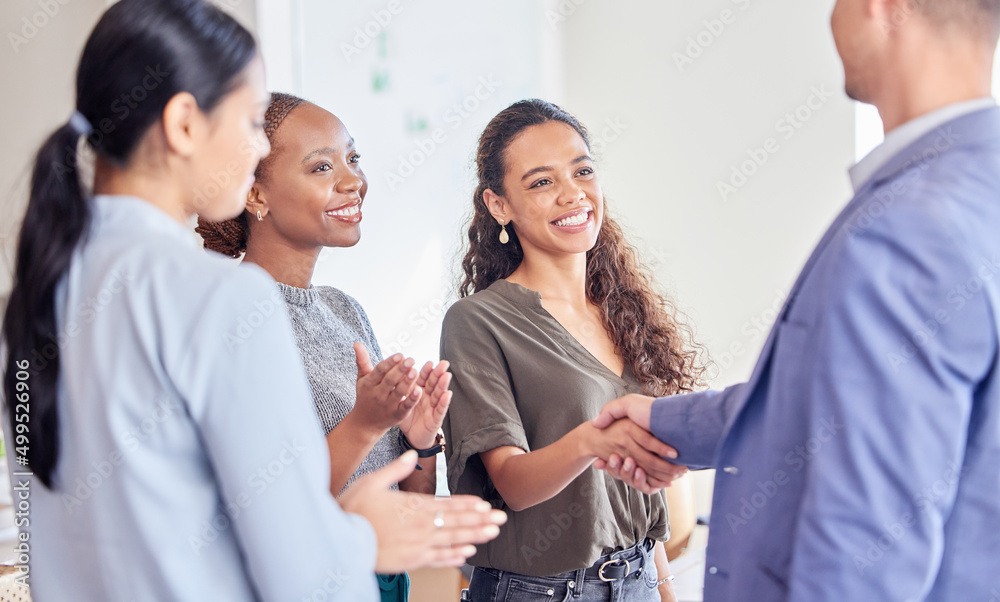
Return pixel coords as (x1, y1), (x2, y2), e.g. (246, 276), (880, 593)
(4, 195), (377, 601)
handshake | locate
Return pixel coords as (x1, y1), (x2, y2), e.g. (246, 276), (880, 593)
(586, 393), (685, 495)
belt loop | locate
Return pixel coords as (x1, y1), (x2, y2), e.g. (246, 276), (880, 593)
(572, 567), (585, 598)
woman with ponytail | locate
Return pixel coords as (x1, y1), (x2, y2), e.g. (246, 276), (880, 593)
(442, 99), (704, 601)
(0, 1), (502, 600)
(197, 94), (453, 602)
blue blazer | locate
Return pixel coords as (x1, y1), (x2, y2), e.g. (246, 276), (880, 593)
(651, 107), (1000, 601)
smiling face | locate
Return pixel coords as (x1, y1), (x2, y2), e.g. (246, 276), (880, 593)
(486, 121), (603, 259)
(253, 102), (367, 250)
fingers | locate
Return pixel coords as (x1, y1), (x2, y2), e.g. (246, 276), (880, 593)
(421, 361), (452, 402)
(400, 385), (422, 413)
(607, 453), (624, 470)
(415, 361), (434, 389)
(438, 495), (499, 512)
(426, 505), (506, 548)
(596, 453), (671, 494)
(629, 444), (687, 483)
(593, 394), (654, 430)
(342, 451), (419, 502)
(421, 544), (479, 568)
(625, 465), (663, 495)
(592, 397), (629, 429)
(628, 422), (678, 459)
(366, 352), (405, 384)
(430, 523), (502, 548)
(432, 390), (452, 423)
(376, 357), (419, 401)
(354, 342), (376, 378)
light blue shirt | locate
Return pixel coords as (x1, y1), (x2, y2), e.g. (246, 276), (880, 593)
(3, 196), (378, 601)
(650, 105), (1000, 600)
(849, 97), (997, 192)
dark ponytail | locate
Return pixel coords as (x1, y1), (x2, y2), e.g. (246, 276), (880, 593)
(1, 0), (257, 488)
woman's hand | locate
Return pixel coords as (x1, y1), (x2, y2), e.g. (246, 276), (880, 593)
(338, 451), (508, 573)
(578, 419), (688, 494)
(351, 342), (422, 436)
(398, 360), (452, 449)
(594, 453), (678, 494)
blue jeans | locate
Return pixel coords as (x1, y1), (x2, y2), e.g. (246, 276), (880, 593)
(465, 541), (660, 601)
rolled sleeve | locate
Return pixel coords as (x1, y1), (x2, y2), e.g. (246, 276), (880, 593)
(441, 303), (529, 505)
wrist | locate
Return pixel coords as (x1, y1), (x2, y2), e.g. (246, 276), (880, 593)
(571, 422), (598, 461)
(398, 430), (445, 458)
(400, 427), (437, 450)
(342, 411), (385, 445)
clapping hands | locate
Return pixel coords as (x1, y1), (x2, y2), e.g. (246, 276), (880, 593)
(352, 343), (451, 446)
(398, 360), (452, 449)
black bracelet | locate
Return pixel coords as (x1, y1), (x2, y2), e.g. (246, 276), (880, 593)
(398, 431), (445, 470)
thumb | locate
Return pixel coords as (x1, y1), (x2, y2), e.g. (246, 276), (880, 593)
(364, 450), (419, 490)
(355, 342), (374, 378)
(592, 397), (629, 429)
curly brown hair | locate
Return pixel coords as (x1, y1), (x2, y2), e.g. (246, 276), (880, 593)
(460, 99), (705, 396)
(195, 91), (307, 257)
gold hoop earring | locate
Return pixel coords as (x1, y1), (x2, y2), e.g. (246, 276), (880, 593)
(498, 221), (509, 245)
(257, 210), (263, 222)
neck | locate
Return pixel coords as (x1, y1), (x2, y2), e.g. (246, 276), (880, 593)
(93, 156), (191, 224)
(507, 249), (589, 308)
(242, 227), (320, 289)
(875, 34), (994, 133)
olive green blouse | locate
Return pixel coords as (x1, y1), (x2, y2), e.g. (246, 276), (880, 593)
(441, 280), (669, 577)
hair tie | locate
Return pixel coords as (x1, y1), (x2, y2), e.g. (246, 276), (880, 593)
(69, 110), (93, 137)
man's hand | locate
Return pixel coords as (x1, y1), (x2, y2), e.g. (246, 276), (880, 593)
(591, 394), (687, 493)
(592, 393), (655, 430)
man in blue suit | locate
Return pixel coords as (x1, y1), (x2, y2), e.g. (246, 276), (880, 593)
(593, 0), (1000, 600)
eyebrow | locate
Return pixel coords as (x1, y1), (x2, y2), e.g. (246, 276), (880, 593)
(301, 138), (356, 163)
(519, 155), (591, 182)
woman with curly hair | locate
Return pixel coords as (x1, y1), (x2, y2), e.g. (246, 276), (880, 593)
(196, 93), (456, 602)
(442, 99), (704, 601)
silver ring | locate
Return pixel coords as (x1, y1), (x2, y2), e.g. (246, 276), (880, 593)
(433, 511), (445, 529)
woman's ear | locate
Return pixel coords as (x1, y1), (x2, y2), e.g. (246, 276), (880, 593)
(161, 92), (202, 157)
(246, 184), (269, 220)
(483, 189), (508, 224)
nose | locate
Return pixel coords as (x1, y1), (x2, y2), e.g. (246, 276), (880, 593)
(337, 168), (364, 195)
(558, 180), (586, 205)
(254, 128), (271, 161)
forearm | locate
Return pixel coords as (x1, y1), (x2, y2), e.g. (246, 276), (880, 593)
(399, 455), (437, 494)
(327, 411), (383, 495)
(654, 542), (676, 601)
(486, 424), (595, 512)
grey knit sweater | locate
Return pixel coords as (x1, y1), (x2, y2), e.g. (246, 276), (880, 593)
(277, 282), (404, 491)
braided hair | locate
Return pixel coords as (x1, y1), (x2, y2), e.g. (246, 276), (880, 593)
(195, 92), (307, 257)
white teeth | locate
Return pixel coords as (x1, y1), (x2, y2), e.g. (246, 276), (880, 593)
(554, 211), (590, 227)
(327, 204), (360, 217)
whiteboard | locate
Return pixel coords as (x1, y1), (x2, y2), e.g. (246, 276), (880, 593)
(256, 0), (565, 361)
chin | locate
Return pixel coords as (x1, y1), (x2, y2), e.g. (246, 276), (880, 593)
(198, 195), (246, 223)
(324, 229), (362, 249)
